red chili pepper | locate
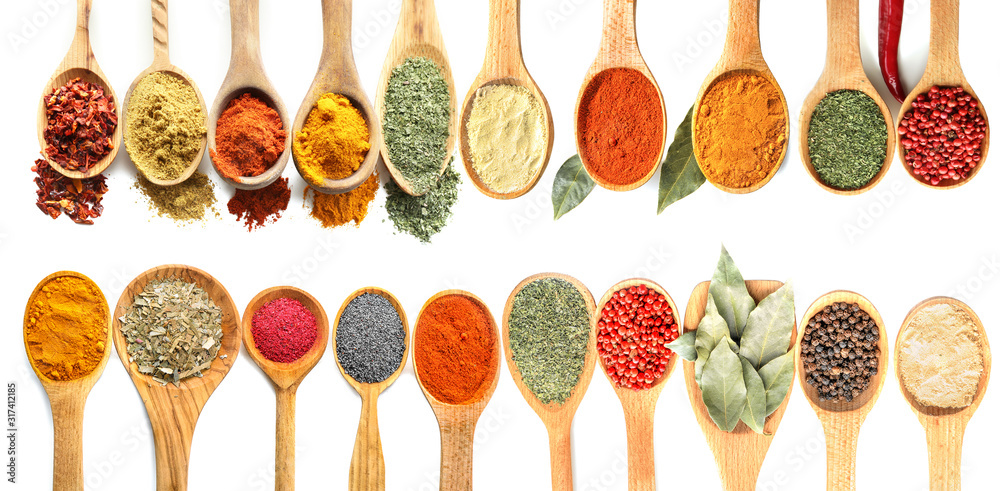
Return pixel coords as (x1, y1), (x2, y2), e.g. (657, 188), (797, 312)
(879, 0), (906, 103)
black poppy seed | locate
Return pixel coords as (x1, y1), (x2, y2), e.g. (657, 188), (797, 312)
(336, 293), (406, 384)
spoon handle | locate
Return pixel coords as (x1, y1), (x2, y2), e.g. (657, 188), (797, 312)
(70, 0), (94, 60)
(545, 422), (573, 491)
(48, 389), (87, 491)
(823, 0), (862, 77)
(622, 403), (656, 491)
(400, 0), (440, 43)
(724, 0), (763, 64)
(928, 0), (962, 73)
(151, 0), (170, 67)
(349, 392), (385, 491)
(821, 417), (862, 491)
(437, 415), (477, 491)
(924, 417), (967, 491)
(228, 0), (263, 72)
(599, 0), (639, 66)
(275, 387), (297, 491)
(148, 396), (198, 491)
(483, 0), (524, 78)
(320, 0), (358, 77)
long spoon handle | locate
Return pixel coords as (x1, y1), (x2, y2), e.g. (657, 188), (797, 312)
(399, 0), (439, 43)
(623, 404), (656, 491)
(483, 0), (523, 78)
(928, 0), (962, 74)
(545, 422), (573, 491)
(320, 0), (357, 79)
(275, 387), (297, 491)
(438, 415), (477, 491)
(71, 0), (94, 60)
(228, 0), (263, 71)
(149, 398), (199, 491)
(48, 389), (87, 491)
(151, 0), (169, 67)
(599, 0), (639, 66)
(823, 0), (862, 76)
(349, 391), (385, 491)
(724, 0), (762, 63)
(925, 417), (967, 491)
(821, 417), (861, 491)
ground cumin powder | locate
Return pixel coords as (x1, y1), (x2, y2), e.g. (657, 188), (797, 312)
(24, 276), (109, 381)
(695, 72), (787, 189)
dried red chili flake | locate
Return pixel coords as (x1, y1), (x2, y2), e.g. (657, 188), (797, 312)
(898, 86), (987, 186)
(32, 158), (108, 225)
(43, 77), (118, 172)
(227, 177), (291, 231)
(251, 298), (318, 364)
(597, 284), (679, 390)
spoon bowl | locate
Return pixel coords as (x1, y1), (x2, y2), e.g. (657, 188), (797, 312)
(459, 0), (554, 199)
(292, 0), (382, 195)
(112, 264), (241, 490)
(208, 0), (291, 191)
(501, 273), (596, 490)
(36, 0), (122, 180)
(375, 0), (458, 197)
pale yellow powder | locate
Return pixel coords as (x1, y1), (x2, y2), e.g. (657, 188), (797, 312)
(899, 304), (984, 409)
(466, 84), (547, 194)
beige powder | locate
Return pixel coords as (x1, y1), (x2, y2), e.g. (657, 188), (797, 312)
(467, 84), (547, 194)
(899, 304), (984, 408)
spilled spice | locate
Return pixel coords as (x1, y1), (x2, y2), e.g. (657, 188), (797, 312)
(309, 171), (379, 228)
(32, 159), (108, 224)
(385, 160), (460, 243)
(43, 78), (118, 172)
(134, 171), (218, 222)
(228, 177), (291, 231)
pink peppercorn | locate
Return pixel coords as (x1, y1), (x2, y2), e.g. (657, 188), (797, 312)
(251, 298), (318, 363)
(898, 86), (987, 186)
(597, 284), (679, 390)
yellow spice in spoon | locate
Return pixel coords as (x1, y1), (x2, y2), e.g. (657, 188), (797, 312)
(24, 276), (109, 381)
(294, 93), (371, 185)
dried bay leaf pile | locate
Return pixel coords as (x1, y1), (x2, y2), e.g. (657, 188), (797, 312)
(120, 279), (224, 386)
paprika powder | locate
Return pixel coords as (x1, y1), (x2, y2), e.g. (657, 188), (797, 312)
(211, 93), (287, 179)
(228, 177), (291, 231)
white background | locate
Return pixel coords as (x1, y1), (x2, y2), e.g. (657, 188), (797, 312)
(2, 0), (998, 489)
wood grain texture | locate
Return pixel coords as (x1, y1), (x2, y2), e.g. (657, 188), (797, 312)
(894, 0), (989, 189)
(23, 271), (111, 491)
(796, 291), (888, 491)
(374, 0), (457, 197)
(692, 0), (789, 194)
(413, 290), (501, 491)
(122, 0), (208, 186)
(798, 0), (895, 196)
(895, 297), (992, 490)
(330, 287), (411, 491)
(208, 0), (291, 191)
(458, 0), (555, 200)
(573, 0), (665, 192)
(501, 273), (597, 490)
(36, 0), (122, 179)
(112, 265), (241, 491)
(683, 280), (796, 491)
(291, 0), (382, 195)
(242, 286), (329, 491)
(594, 279), (680, 491)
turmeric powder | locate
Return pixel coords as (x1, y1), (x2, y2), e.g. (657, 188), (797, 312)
(309, 171), (379, 228)
(24, 275), (109, 381)
(294, 93), (371, 186)
(694, 72), (787, 189)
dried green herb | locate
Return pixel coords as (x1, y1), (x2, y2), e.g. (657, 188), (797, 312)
(807, 90), (887, 190)
(709, 246), (756, 340)
(119, 278), (224, 386)
(657, 106), (705, 214)
(384, 159), (460, 243)
(552, 154), (595, 219)
(702, 341), (745, 432)
(739, 282), (795, 369)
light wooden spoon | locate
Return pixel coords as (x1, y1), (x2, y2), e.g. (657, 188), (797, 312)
(574, 0), (666, 192)
(692, 0), (789, 194)
(594, 279), (680, 490)
(501, 273), (596, 490)
(332, 287), (410, 491)
(796, 291), (888, 491)
(36, 0), (122, 180)
(895, 297), (992, 490)
(22, 271), (110, 491)
(459, 0), (555, 200)
(799, 0), (895, 196)
(683, 280), (796, 491)
(292, 0), (382, 195)
(413, 290), (501, 491)
(374, 0), (457, 197)
(242, 287), (329, 491)
(112, 265), (241, 491)
(208, 0), (291, 191)
(895, 0), (990, 189)
(123, 0), (208, 186)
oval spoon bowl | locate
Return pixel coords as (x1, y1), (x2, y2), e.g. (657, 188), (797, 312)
(243, 286), (329, 388)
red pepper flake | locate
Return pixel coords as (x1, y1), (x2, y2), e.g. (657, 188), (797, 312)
(597, 284), (679, 390)
(32, 158), (109, 225)
(43, 77), (118, 172)
(227, 177), (291, 231)
(898, 86), (987, 186)
(251, 298), (318, 364)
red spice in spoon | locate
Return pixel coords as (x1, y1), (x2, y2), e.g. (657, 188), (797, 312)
(898, 86), (987, 186)
(597, 284), (678, 390)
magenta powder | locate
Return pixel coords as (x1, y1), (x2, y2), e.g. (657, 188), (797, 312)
(251, 298), (318, 363)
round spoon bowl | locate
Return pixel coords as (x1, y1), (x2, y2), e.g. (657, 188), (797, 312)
(332, 287), (410, 392)
(242, 286), (329, 389)
(208, 86), (291, 191)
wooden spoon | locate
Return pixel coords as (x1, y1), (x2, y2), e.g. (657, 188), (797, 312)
(331, 287), (410, 491)
(574, 0), (666, 192)
(594, 279), (680, 490)
(795, 291), (888, 491)
(22, 271), (110, 491)
(459, 0), (555, 199)
(242, 287), (329, 491)
(895, 297), (992, 490)
(500, 273), (596, 490)
(36, 0), (122, 180)
(682, 280), (796, 491)
(798, 0), (895, 196)
(413, 290), (501, 491)
(123, 0), (209, 186)
(374, 0), (457, 197)
(208, 0), (291, 191)
(292, 0), (382, 195)
(895, 0), (990, 189)
(692, 0), (789, 194)
(112, 265), (241, 491)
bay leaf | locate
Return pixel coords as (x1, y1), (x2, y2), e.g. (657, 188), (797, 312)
(657, 106), (705, 214)
(759, 350), (795, 416)
(552, 154), (595, 220)
(665, 330), (696, 361)
(695, 296), (729, 384)
(740, 282), (795, 369)
(740, 356), (767, 434)
(709, 245), (756, 341)
(701, 341), (746, 432)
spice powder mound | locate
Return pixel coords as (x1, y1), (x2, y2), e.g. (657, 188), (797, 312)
(336, 293), (406, 384)
(251, 298), (317, 364)
(24, 276), (109, 382)
(211, 93), (287, 179)
(32, 159), (109, 224)
(294, 93), (371, 185)
(899, 304), (984, 409)
(310, 171), (379, 228)
(125, 71), (207, 182)
(228, 177), (291, 231)
(43, 77), (118, 172)
(134, 171), (218, 223)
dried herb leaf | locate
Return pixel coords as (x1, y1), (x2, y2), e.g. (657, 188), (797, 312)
(552, 155), (595, 220)
(709, 245), (756, 341)
(695, 296), (731, 385)
(740, 357), (767, 434)
(665, 330), (696, 361)
(657, 106), (705, 214)
(701, 341), (746, 432)
(759, 350), (795, 416)
(740, 282), (795, 369)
